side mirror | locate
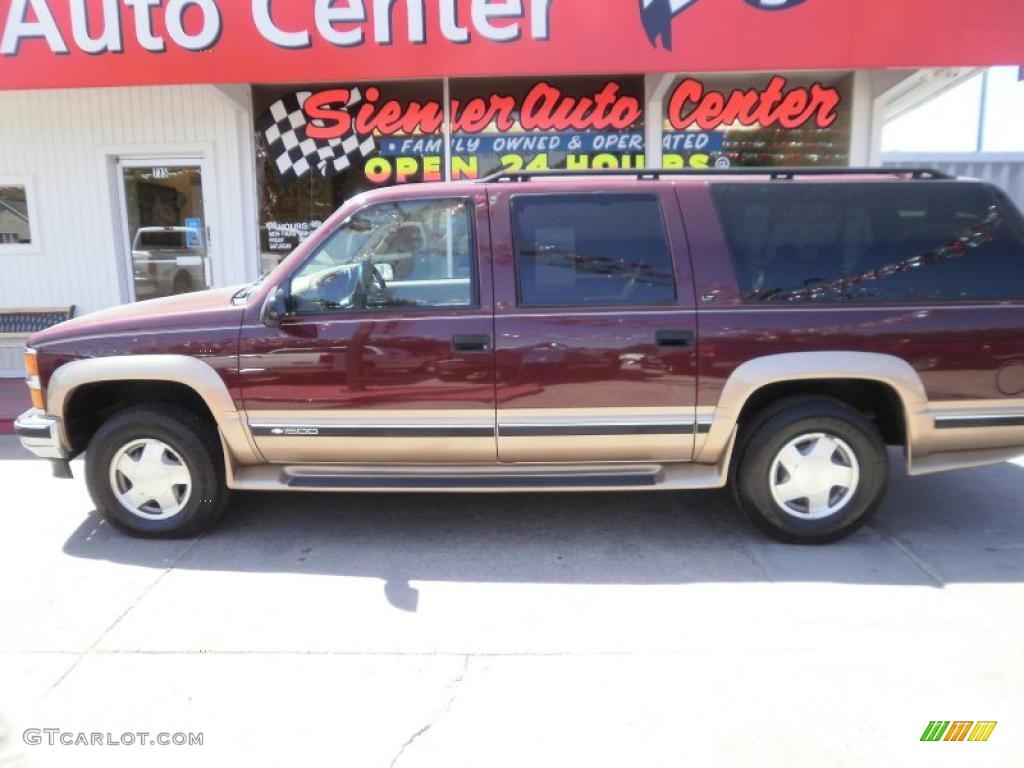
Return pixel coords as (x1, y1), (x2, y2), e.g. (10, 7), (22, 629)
(261, 286), (290, 327)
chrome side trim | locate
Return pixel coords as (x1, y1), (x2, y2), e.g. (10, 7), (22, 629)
(498, 422), (703, 436)
(249, 423), (494, 438)
(934, 414), (1024, 429)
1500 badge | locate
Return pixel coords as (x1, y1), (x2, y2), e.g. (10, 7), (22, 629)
(270, 427), (319, 436)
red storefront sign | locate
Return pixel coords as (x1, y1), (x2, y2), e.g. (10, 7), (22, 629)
(258, 76), (844, 186)
(2, 0), (1022, 90)
(297, 76), (838, 142)
(303, 81), (646, 139)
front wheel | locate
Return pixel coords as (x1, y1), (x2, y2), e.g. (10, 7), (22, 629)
(731, 396), (889, 544)
(85, 404), (229, 538)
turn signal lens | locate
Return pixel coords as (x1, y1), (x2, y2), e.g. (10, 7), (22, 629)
(25, 349), (44, 409)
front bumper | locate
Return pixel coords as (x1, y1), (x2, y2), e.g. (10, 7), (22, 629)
(14, 409), (69, 460)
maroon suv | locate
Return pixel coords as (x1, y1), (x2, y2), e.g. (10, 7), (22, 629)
(15, 168), (1024, 543)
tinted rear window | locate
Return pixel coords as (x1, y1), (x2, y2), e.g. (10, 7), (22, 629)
(711, 182), (1024, 303)
(512, 194), (676, 307)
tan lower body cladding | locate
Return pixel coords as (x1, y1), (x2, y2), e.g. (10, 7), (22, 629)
(245, 406), (711, 464)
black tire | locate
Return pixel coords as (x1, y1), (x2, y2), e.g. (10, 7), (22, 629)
(85, 404), (229, 538)
(731, 396), (889, 544)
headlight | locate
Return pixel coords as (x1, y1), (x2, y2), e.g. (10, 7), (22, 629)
(24, 348), (44, 410)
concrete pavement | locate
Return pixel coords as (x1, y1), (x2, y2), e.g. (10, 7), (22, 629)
(0, 435), (1022, 767)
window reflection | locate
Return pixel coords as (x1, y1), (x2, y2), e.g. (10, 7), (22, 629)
(714, 183), (1024, 303)
(289, 198), (475, 313)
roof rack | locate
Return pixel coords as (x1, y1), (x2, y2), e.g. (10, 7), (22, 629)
(478, 166), (953, 183)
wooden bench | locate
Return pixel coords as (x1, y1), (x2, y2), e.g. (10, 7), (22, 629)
(0, 306), (75, 349)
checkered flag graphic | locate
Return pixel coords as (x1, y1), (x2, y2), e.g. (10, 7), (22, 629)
(258, 89), (377, 185)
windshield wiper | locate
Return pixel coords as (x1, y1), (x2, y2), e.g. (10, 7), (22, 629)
(232, 272), (271, 303)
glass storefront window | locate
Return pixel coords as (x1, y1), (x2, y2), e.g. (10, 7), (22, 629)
(254, 76), (648, 264)
(661, 73), (852, 169)
(253, 72), (853, 266)
(254, 81), (444, 271)
(447, 76), (646, 179)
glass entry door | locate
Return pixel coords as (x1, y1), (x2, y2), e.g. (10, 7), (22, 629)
(117, 160), (211, 301)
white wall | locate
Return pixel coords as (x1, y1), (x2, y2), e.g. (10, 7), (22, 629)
(0, 84), (258, 318)
(882, 67), (1024, 155)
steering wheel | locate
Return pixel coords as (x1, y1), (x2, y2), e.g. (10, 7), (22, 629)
(317, 268), (357, 308)
(362, 262), (391, 307)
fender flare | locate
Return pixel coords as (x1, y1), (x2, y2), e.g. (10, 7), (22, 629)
(47, 355), (260, 465)
(697, 351), (931, 464)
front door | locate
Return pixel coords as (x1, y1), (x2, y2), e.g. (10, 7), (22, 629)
(489, 185), (699, 463)
(117, 159), (212, 301)
(239, 192), (496, 464)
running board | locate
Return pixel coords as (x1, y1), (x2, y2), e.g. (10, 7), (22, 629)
(228, 452), (734, 494)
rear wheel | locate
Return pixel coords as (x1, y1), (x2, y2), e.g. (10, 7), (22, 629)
(85, 404), (229, 538)
(731, 396), (889, 544)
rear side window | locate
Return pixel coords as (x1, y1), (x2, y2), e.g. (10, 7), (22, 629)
(712, 182), (1024, 303)
(512, 194), (676, 307)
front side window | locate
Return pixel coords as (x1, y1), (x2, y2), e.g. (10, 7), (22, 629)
(0, 184), (32, 247)
(713, 182), (1024, 303)
(289, 198), (475, 314)
(512, 194), (676, 307)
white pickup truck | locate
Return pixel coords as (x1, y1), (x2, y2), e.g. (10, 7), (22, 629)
(131, 226), (209, 298)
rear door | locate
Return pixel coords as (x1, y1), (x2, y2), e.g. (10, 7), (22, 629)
(489, 182), (700, 463)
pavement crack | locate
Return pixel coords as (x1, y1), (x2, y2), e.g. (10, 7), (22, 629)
(706, 500), (774, 581)
(868, 521), (945, 587)
(389, 654), (469, 768)
(44, 533), (206, 696)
